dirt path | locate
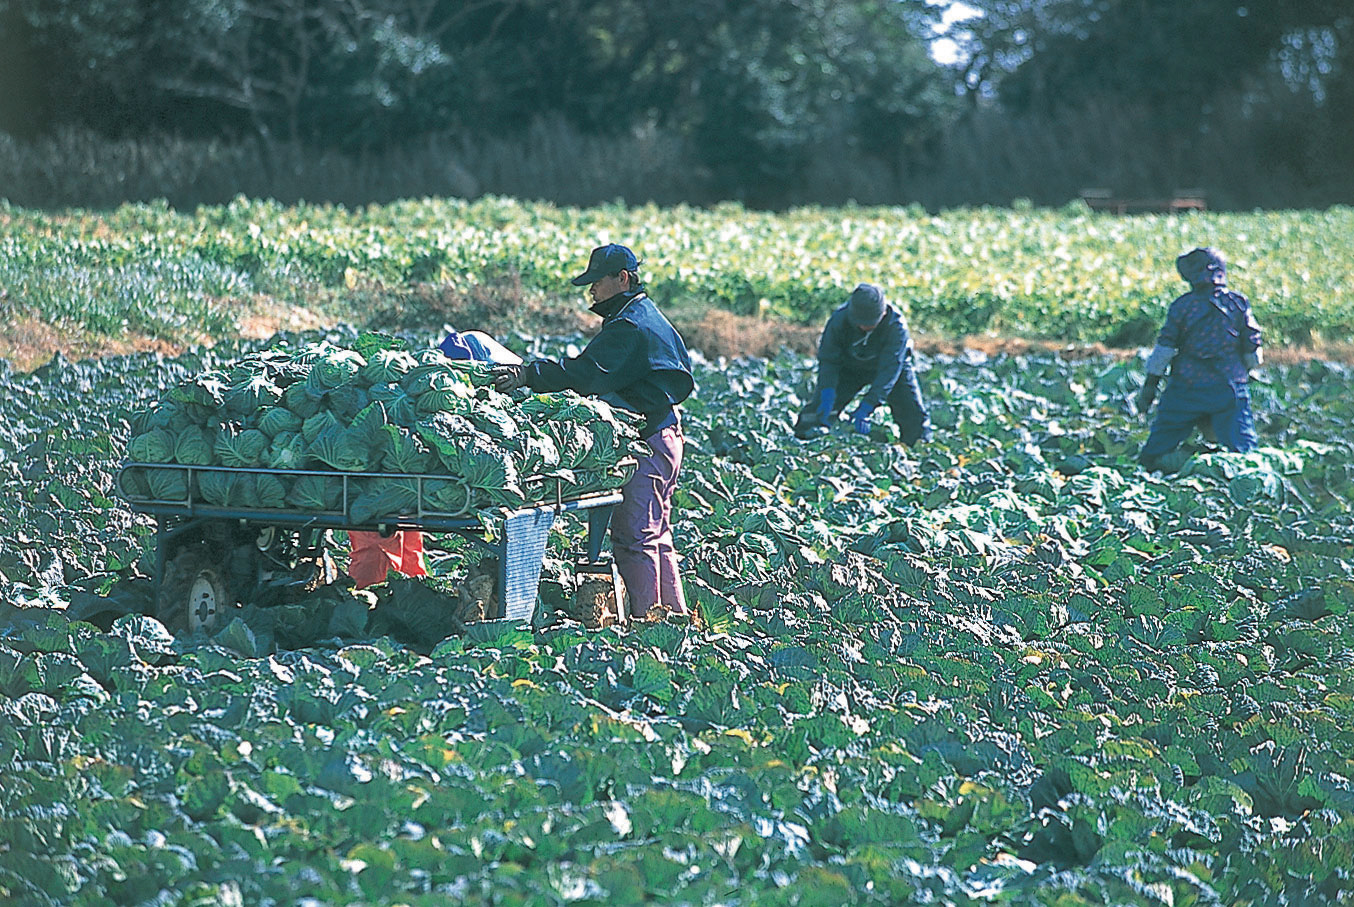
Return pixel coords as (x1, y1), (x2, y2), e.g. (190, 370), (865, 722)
(3, 295), (1349, 374)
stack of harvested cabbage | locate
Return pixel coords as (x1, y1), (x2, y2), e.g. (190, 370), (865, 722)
(122, 333), (645, 521)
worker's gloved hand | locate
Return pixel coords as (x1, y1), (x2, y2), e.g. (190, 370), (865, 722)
(851, 402), (874, 435)
(491, 363), (526, 393)
(1135, 375), (1161, 419)
(1134, 388), (1153, 417)
(816, 387), (836, 424)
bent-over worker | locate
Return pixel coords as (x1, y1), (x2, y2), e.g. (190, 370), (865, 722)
(795, 283), (932, 446)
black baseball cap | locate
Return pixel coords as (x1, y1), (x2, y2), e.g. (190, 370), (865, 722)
(571, 244), (640, 286)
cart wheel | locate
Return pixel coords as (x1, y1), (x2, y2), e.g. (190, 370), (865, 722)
(255, 526), (277, 552)
(158, 549), (232, 634)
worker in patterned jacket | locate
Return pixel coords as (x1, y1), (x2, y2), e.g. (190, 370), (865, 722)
(1137, 247), (1263, 469)
(794, 283), (932, 446)
(491, 244), (694, 620)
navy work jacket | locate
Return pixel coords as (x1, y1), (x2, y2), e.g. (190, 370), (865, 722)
(523, 289), (694, 437)
(817, 303), (913, 409)
(1159, 287), (1262, 390)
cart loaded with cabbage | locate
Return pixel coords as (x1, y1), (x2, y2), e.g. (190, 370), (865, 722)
(117, 333), (644, 633)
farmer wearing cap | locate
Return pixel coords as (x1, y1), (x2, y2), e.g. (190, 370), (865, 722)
(795, 283), (932, 446)
(1137, 247), (1263, 469)
(491, 244), (694, 620)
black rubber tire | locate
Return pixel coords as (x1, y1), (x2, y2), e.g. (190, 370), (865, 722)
(157, 548), (231, 634)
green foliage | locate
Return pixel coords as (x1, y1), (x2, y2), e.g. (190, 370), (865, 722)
(212, 424), (269, 468)
(6, 199), (1354, 348)
(117, 333), (641, 523)
(126, 428), (174, 464)
(5, 318), (1354, 905)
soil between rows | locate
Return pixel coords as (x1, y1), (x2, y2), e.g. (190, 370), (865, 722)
(3, 293), (1349, 375)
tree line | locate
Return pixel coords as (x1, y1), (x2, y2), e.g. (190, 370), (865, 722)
(1, 0), (1350, 209)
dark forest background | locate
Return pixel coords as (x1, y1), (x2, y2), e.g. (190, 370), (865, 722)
(1, 0), (1351, 211)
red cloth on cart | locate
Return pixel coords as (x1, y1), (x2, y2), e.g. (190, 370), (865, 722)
(348, 530), (427, 589)
(347, 328), (501, 589)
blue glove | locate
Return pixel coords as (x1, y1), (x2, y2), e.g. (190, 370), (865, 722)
(852, 403), (874, 435)
(816, 387), (836, 423)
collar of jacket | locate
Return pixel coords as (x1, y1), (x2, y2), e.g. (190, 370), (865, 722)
(591, 288), (647, 320)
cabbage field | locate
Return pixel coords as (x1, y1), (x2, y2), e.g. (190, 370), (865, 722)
(3, 198), (1354, 355)
(2, 313), (1353, 903)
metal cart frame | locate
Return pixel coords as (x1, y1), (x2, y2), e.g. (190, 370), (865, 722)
(119, 463), (625, 625)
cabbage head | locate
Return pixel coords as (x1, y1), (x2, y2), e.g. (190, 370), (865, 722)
(578, 421), (621, 469)
(305, 347), (366, 395)
(326, 384), (371, 421)
(127, 429), (176, 464)
(287, 474), (345, 511)
(249, 473), (289, 509)
(301, 410), (342, 443)
(258, 406), (304, 438)
(348, 401), (391, 452)
(284, 382), (325, 420)
(458, 444), (521, 495)
(367, 383), (416, 423)
(417, 387), (474, 415)
(128, 405), (173, 436)
(403, 363), (474, 398)
(173, 426), (216, 466)
(414, 416), (520, 499)
(214, 425), (270, 468)
(225, 374), (284, 417)
(308, 425), (374, 472)
(361, 348), (419, 386)
(197, 469), (243, 506)
(513, 429), (560, 478)
(545, 421), (595, 470)
(382, 426), (434, 474)
(469, 403), (519, 442)
(350, 478), (420, 524)
(120, 467), (151, 499)
(166, 404), (208, 433)
(146, 467), (189, 502)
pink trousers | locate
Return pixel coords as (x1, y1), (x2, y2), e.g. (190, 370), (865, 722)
(613, 420), (686, 617)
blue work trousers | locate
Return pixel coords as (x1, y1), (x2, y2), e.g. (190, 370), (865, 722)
(1139, 381), (1257, 464)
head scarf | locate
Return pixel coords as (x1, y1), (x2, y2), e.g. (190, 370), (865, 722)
(1176, 247), (1226, 288)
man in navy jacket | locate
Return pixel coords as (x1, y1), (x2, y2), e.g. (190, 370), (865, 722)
(796, 283), (931, 446)
(493, 244), (694, 619)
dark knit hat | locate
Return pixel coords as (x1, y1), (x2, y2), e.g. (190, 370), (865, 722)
(847, 283), (886, 327)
